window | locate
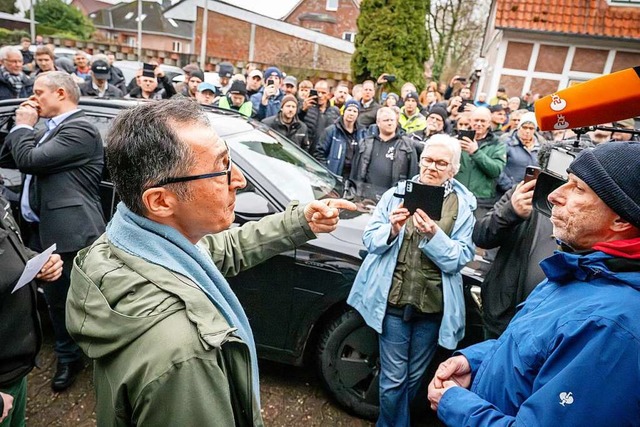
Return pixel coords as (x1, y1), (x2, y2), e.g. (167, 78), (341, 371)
(167, 18), (179, 28)
(172, 41), (182, 53)
(326, 0), (338, 11)
(126, 36), (136, 47)
(342, 32), (356, 42)
(607, 0), (640, 5)
(124, 12), (134, 20)
(135, 14), (147, 22)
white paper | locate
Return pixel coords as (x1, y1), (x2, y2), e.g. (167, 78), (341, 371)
(12, 243), (57, 294)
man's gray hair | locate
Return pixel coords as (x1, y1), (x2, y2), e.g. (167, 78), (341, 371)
(376, 106), (397, 121)
(106, 99), (210, 215)
(35, 71), (81, 103)
(75, 50), (88, 58)
(422, 134), (462, 175)
(0, 46), (22, 61)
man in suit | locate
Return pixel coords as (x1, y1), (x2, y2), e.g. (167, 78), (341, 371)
(5, 71), (105, 392)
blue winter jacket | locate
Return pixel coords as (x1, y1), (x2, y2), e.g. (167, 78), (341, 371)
(315, 117), (365, 175)
(438, 249), (640, 426)
(250, 87), (285, 121)
(347, 177), (477, 349)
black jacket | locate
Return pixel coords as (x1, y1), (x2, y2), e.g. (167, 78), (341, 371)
(472, 186), (556, 337)
(356, 99), (380, 128)
(262, 113), (310, 151)
(0, 193), (41, 387)
(79, 81), (124, 98)
(298, 104), (340, 154)
(126, 75), (176, 100)
(0, 72), (33, 100)
(350, 131), (419, 195)
(5, 110), (106, 253)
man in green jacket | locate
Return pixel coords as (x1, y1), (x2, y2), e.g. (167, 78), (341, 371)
(65, 99), (355, 426)
(454, 107), (507, 219)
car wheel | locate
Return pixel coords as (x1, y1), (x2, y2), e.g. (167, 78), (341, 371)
(316, 309), (380, 421)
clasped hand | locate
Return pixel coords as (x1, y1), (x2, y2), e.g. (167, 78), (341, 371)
(427, 355), (472, 411)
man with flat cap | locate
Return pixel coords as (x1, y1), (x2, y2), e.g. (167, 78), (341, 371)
(429, 141), (640, 427)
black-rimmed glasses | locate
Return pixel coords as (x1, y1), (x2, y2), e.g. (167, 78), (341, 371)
(420, 157), (450, 171)
(152, 141), (232, 187)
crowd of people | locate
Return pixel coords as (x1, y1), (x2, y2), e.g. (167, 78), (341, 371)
(1, 38), (640, 427)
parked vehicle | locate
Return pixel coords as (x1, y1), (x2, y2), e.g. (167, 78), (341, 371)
(0, 98), (485, 420)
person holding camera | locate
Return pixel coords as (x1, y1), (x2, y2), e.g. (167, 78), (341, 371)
(348, 134), (476, 427)
(429, 141), (640, 427)
(250, 66), (285, 121)
(298, 80), (340, 154)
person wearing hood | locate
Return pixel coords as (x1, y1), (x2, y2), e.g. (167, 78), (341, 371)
(261, 95), (309, 150)
(250, 66), (285, 121)
(315, 99), (364, 178)
(429, 141), (640, 427)
(213, 80), (254, 117)
(350, 107), (419, 200)
(65, 99), (356, 427)
(347, 134), (477, 427)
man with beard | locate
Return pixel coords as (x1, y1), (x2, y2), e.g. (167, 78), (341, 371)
(429, 141), (640, 427)
(330, 83), (350, 111)
(262, 94), (309, 150)
(315, 99), (364, 178)
(181, 70), (204, 99)
(0, 47), (33, 100)
(246, 69), (263, 98)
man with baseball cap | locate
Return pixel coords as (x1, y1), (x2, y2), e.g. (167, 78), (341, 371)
(283, 75), (297, 96)
(315, 99), (364, 178)
(217, 62), (234, 95)
(262, 94), (309, 150)
(429, 141), (640, 426)
(246, 69), (263, 98)
(195, 82), (217, 106)
(79, 56), (124, 98)
(399, 91), (427, 139)
(214, 80), (254, 117)
(250, 66), (285, 120)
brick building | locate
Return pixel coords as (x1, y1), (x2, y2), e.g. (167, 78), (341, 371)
(70, 0), (111, 16)
(477, 0), (640, 98)
(164, 0), (355, 80)
(282, 0), (360, 42)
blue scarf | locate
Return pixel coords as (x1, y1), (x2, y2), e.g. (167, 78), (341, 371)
(106, 202), (260, 405)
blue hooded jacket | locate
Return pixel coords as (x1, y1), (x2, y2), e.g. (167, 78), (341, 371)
(347, 177), (477, 349)
(438, 249), (640, 426)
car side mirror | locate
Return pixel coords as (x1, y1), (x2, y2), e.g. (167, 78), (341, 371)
(235, 191), (274, 217)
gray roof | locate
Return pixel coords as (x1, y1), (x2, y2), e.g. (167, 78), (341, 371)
(91, 0), (193, 40)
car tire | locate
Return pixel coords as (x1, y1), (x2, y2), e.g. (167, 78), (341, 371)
(316, 309), (380, 421)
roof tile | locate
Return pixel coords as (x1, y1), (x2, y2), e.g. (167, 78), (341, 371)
(495, 0), (640, 39)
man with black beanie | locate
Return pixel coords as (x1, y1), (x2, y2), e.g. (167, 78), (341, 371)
(429, 141), (640, 426)
(214, 80), (254, 117)
(262, 94), (309, 150)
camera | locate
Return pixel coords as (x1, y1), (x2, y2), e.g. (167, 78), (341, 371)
(386, 75), (396, 83)
(266, 78), (275, 86)
(532, 144), (585, 217)
(456, 129), (475, 141)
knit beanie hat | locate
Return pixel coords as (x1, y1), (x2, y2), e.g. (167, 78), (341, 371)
(404, 91), (420, 102)
(428, 105), (448, 122)
(568, 141), (640, 228)
(264, 66), (282, 79)
(190, 70), (205, 82)
(518, 112), (538, 129)
(344, 99), (361, 112)
(228, 79), (247, 96)
(281, 94), (298, 108)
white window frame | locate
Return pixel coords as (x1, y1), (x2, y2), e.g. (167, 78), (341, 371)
(342, 32), (356, 42)
(172, 41), (182, 53)
(607, 0), (640, 6)
(326, 0), (339, 11)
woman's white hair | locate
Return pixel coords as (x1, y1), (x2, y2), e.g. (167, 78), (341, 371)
(421, 134), (462, 175)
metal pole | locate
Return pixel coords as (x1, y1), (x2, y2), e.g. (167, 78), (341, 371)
(137, 0), (142, 60)
(200, 0), (208, 70)
(30, 0), (35, 42)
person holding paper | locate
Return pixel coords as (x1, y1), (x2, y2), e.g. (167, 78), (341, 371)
(347, 134), (477, 427)
(0, 190), (63, 426)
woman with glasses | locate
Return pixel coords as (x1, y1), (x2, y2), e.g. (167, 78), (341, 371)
(347, 134), (477, 427)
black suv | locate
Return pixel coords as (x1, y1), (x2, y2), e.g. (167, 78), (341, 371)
(0, 98), (484, 420)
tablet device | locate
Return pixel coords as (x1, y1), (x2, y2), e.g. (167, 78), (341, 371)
(403, 181), (445, 220)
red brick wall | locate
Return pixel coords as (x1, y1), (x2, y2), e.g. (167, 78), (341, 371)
(284, 0), (359, 40)
(535, 44), (568, 74)
(571, 47), (609, 73)
(498, 75), (525, 98)
(610, 50), (640, 72)
(193, 7), (352, 78)
(504, 41), (533, 69)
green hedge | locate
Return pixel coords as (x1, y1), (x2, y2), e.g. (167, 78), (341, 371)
(0, 28), (31, 46)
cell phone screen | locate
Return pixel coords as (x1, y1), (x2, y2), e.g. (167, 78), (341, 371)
(309, 89), (318, 97)
(266, 79), (274, 86)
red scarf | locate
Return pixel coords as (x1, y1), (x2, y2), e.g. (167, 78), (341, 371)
(593, 237), (640, 260)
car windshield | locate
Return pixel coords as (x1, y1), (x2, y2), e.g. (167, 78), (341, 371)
(222, 126), (341, 203)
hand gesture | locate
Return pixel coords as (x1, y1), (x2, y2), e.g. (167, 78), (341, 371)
(511, 179), (536, 219)
(388, 204), (410, 240)
(376, 73), (390, 85)
(15, 99), (39, 127)
(0, 392), (13, 423)
(412, 208), (437, 239)
(459, 136), (478, 155)
(304, 199), (357, 234)
(154, 65), (165, 78)
(36, 254), (63, 282)
(427, 355), (472, 411)
(302, 95), (317, 111)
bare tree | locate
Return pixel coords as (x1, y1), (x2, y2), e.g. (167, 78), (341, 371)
(427, 0), (491, 82)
